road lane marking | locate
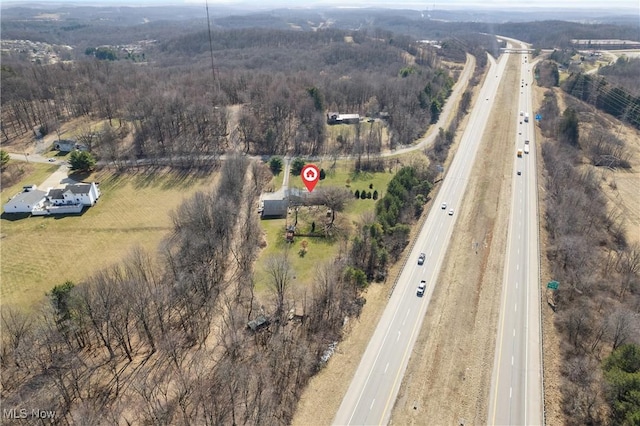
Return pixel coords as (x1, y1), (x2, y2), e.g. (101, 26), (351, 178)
(510, 387), (513, 398)
(397, 331), (401, 341)
(403, 309), (411, 325)
(516, 282), (518, 289)
(370, 399), (375, 410)
(512, 356), (514, 366)
(515, 304), (517, 312)
(385, 363), (389, 374)
(513, 329), (516, 337)
(516, 264), (519, 271)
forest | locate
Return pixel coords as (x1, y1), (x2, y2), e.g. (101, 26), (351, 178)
(1, 26), (459, 160)
(538, 88), (640, 424)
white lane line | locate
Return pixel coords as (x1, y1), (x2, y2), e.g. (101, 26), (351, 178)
(384, 363), (389, 374)
(513, 329), (516, 337)
(515, 304), (518, 312)
(516, 282), (518, 289)
(370, 399), (375, 410)
(517, 248), (520, 255)
(403, 309), (411, 326)
(512, 356), (514, 366)
(516, 264), (519, 271)
(510, 387), (513, 398)
(429, 249), (433, 257)
(397, 331), (401, 341)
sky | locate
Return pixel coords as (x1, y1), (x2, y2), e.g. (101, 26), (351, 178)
(8, 0), (640, 9)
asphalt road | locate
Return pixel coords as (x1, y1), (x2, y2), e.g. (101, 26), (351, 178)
(487, 43), (543, 425)
(333, 54), (509, 426)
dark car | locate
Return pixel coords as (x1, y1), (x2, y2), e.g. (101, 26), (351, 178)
(418, 253), (426, 265)
(417, 280), (426, 297)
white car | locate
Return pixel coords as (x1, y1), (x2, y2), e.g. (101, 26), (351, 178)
(441, 202), (447, 210)
(448, 209), (454, 216)
(417, 280), (426, 297)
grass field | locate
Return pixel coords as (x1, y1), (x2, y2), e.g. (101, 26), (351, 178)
(254, 159), (395, 295)
(1, 166), (216, 309)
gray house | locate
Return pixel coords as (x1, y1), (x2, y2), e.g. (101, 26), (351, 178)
(258, 188), (311, 219)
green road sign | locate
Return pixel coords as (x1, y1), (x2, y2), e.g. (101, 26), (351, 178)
(547, 281), (559, 290)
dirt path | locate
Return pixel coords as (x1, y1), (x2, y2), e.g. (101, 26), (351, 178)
(389, 53), (520, 425)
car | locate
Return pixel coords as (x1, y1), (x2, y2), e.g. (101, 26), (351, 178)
(417, 280), (426, 297)
(517, 170), (522, 175)
(48, 158), (56, 162)
(448, 209), (454, 216)
(418, 253), (426, 265)
(441, 202), (447, 209)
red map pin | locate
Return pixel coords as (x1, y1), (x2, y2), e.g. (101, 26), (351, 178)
(301, 164), (320, 192)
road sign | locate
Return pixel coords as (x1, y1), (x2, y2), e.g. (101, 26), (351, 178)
(547, 280), (559, 290)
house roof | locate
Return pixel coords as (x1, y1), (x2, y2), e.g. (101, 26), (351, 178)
(48, 189), (65, 199)
(66, 184), (92, 195)
(8, 189), (47, 205)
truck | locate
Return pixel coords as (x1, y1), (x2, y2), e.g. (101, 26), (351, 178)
(524, 112), (530, 123)
(523, 145), (530, 154)
(517, 149), (523, 157)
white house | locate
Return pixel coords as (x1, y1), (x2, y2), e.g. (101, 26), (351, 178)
(3, 186), (47, 213)
(4, 182), (101, 216)
(47, 183), (100, 207)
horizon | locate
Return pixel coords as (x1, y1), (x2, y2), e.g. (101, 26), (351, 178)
(2, 0), (639, 11)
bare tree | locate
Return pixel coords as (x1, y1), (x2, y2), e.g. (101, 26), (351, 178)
(265, 252), (293, 323)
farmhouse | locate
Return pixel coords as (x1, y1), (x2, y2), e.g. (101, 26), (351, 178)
(3, 182), (101, 216)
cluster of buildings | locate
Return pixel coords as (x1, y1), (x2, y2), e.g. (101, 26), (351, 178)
(3, 182), (101, 216)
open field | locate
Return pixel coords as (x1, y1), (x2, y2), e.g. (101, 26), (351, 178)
(0, 166), (216, 309)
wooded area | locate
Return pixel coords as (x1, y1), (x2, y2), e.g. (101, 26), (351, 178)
(539, 90), (639, 424)
(1, 27), (459, 161)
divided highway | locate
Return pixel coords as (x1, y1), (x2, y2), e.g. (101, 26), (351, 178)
(488, 43), (543, 425)
(334, 54), (510, 425)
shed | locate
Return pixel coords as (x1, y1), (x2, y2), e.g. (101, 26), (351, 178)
(247, 315), (269, 332)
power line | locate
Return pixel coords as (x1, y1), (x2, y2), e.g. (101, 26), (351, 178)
(205, 0), (221, 101)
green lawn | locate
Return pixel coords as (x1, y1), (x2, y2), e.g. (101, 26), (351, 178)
(1, 167), (215, 309)
(254, 159), (395, 294)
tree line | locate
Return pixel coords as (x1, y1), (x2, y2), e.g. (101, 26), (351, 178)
(538, 90), (639, 425)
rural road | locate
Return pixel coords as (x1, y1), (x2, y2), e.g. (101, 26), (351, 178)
(333, 50), (510, 426)
(487, 42), (543, 426)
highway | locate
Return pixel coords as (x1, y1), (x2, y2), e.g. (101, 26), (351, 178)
(333, 54), (510, 425)
(487, 42), (543, 425)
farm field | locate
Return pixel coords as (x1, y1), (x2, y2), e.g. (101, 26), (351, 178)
(0, 166), (216, 309)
